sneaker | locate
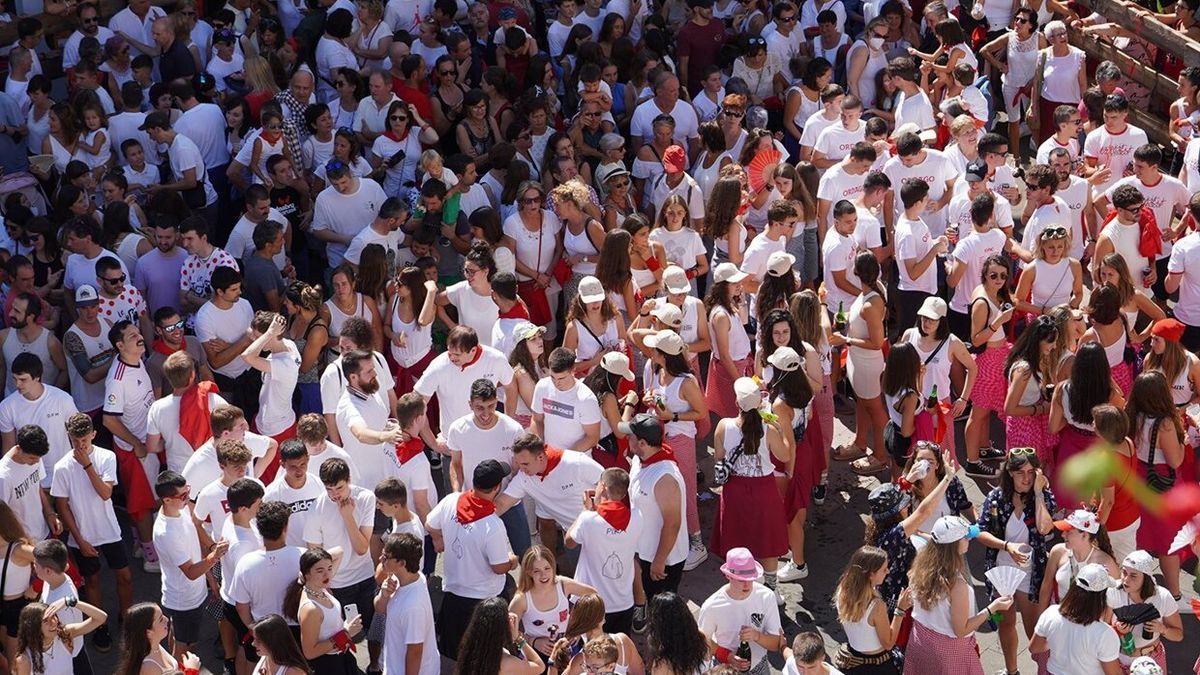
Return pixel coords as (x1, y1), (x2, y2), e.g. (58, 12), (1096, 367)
(777, 560), (808, 582)
(631, 605), (648, 634)
(131, 545), (143, 560)
(811, 483), (827, 505)
(683, 543), (708, 571)
(92, 625), (112, 652)
(980, 445), (1006, 461)
(143, 558), (161, 574)
(964, 460), (1000, 478)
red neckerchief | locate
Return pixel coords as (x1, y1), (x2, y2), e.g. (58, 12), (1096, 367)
(640, 443), (677, 467)
(383, 129), (409, 143)
(596, 498), (631, 530)
(498, 301), (530, 320)
(536, 446), (564, 481)
(152, 338), (185, 357)
(178, 380), (218, 450)
(261, 130), (282, 144)
(455, 491), (496, 524)
(459, 346), (483, 371)
(395, 438), (424, 464)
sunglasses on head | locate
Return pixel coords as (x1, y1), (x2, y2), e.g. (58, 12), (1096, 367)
(1040, 227), (1068, 239)
(326, 159), (347, 172)
(1009, 447), (1036, 457)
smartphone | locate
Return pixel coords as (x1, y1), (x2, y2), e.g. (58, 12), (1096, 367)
(344, 604), (358, 621)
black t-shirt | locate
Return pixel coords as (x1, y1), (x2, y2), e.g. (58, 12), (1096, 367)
(159, 38), (197, 86)
(269, 185), (304, 229)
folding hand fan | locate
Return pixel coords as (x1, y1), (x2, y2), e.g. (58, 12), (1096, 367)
(985, 566), (1027, 597)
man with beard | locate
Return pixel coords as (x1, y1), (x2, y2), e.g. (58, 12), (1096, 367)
(0, 292), (67, 396)
(145, 307), (212, 397)
(64, 285), (115, 419)
(334, 349), (405, 490)
(103, 319), (161, 571)
(62, 3), (114, 71)
(1047, 147), (1096, 264)
(133, 218), (188, 316)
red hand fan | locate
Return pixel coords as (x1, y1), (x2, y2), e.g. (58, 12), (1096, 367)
(747, 147), (782, 194)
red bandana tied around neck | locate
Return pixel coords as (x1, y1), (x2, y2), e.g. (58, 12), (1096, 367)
(536, 446), (564, 481)
(178, 380), (218, 450)
(151, 338), (185, 357)
(456, 491), (496, 524)
(498, 301), (530, 320)
(459, 346), (483, 371)
(1101, 205), (1162, 260)
(395, 438), (424, 464)
(383, 129), (410, 144)
(596, 499), (631, 530)
(640, 443), (677, 467)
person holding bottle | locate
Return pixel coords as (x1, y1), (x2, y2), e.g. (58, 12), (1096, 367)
(697, 548), (784, 674)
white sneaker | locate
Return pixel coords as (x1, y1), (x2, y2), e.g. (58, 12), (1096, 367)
(131, 545), (143, 560)
(143, 558), (161, 574)
(683, 543), (708, 571)
(777, 560), (809, 582)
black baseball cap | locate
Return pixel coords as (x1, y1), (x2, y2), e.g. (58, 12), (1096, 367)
(138, 111), (171, 132)
(617, 413), (664, 446)
(473, 459), (509, 491)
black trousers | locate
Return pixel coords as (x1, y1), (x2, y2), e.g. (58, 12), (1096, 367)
(637, 557), (684, 600)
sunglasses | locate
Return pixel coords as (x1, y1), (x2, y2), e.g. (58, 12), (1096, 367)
(390, 115), (408, 122)
(439, 69), (455, 76)
(722, 109), (744, 118)
(912, 440), (941, 452)
(987, 272), (1008, 280)
(1013, 16), (1029, 23)
(82, 17), (98, 24)
(519, 196), (541, 205)
(779, 14), (797, 21)
(1009, 447), (1036, 457)
(610, 178), (630, 188)
(103, 274), (127, 284)
(747, 37), (767, 46)
(160, 319), (186, 332)
(1040, 227), (1068, 239)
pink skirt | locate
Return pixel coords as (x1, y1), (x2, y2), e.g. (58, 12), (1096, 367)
(705, 356), (752, 420)
(901, 620), (984, 675)
(1112, 361), (1133, 397)
(1121, 641), (1166, 674)
(1034, 649), (1050, 675)
(1006, 413), (1052, 458)
(972, 342), (1012, 416)
(711, 473), (789, 559)
(783, 412), (825, 520)
(1052, 425), (1097, 510)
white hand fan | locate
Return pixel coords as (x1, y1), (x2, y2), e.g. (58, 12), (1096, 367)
(985, 566), (1027, 597)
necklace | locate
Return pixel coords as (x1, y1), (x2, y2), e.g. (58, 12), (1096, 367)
(303, 585), (326, 601)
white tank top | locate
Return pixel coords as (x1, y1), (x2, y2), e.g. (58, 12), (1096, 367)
(1134, 416), (1169, 465)
(884, 388), (915, 427)
(789, 86), (821, 130)
(523, 580), (570, 640)
(677, 297), (703, 345)
(1060, 382), (1095, 432)
(1099, 329), (1126, 368)
(252, 134), (287, 183)
(574, 318), (619, 363)
(847, 41), (888, 109)
(115, 234), (145, 274)
(387, 300), (433, 368)
(902, 329), (950, 402)
(1, 542), (31, 598)
(721, 420), (774, 478)
(563, 221), (600, 275)
(1030, 258), (1073, 310)
(1100, 220), (1149, 288)
(1004, 31), (1040, 88)
(324, 294), (368, 343)
(848, 291), (883, 361)
(692, 150), (728, 197)
(644, 367), (697, 438)
(300, 591), (344, 650)
(26, 638), (74, 675)
(912, 586), (974, 638)
(631, 267), (656, 296)
(3, 327), (60, 397)
(1166, 356), (1196, 406)
(710, 305), (751, 361)
(1012, 360), (1044, 406)
(841, 598), (885, 653)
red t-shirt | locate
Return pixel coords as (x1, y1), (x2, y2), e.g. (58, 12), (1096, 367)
(392, 82), (434, 122)
(675, 19), (727, 96)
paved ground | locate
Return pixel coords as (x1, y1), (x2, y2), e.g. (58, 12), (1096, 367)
(81, 404), (1200, 674)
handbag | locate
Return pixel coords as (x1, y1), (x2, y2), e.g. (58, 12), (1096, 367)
(181, 176), (208, 209)
(1143, 418), (1177, 493)
(516, 222), (553, 325)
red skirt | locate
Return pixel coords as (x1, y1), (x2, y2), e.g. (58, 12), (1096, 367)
(1112, 361), (1133, 398)
(114, 447), (157, 522)
(783, 413), (826, 520)
(972, 343), (1011, 416)
(902, 619), (984, 675)
(711, 473), (788, 559)
(1051, 425), (1096, 510)
(1136, 454), (1197, 555)
(705, 356), (752, 420)
(393, 349), (438, 432)
(1006, 413), (1052, 459)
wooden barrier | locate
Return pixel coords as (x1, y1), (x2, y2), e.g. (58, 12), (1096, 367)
(0, 0), (123, 77)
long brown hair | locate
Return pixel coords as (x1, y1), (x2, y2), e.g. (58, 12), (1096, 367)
(1057, 583), (1109, 625)
(549, 593), (607, 672)
(789, 290), (826, 349)
(509, 332), (549, 380)
(1098, 253), (1136, 308)
(0, 501), (30, 543)
(516, 544), (557, 593)
(116, 603), (159, 675)
(1126, 371), (1186, 446)
(282, 548), (334, 622)
(354, 243), (388, 300)
(703, 177), (743, 240)
(835, 546), (887, 622)
(566, 287), (618, 324)
(909, 539), (968, 611)
(252, 614), (312, 674)
(1144, 335), (1189, 386)
(595, 229), (633, 292)
(17, 602), (72, 675)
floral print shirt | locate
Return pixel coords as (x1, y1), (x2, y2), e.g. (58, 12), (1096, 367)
(977, 486), (1057, 597)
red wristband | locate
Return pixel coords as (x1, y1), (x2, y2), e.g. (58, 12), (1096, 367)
(184, 668), (200, 675)
(897, 477), (912, 491)
(685, 268), (696, 279)
(715, 646), (732, 664)
(645, 255), (661, 272)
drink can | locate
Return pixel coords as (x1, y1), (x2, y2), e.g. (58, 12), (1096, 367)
(1142, 267), (1153, 288)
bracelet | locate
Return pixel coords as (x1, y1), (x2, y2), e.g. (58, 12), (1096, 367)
(514, 636), (527, 651)
(81, 464), (92, 471)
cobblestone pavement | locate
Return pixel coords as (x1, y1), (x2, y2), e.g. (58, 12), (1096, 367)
(87, 410), (1199, 674)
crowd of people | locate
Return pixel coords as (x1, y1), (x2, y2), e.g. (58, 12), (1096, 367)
(0, 0), (1199, 672)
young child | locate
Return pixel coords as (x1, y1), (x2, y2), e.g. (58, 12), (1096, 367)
(120, 139), (161, 195)
(130, 55), (154, 109)
(250, 108), (292, 187)
(295, 412), (354, 479)
(783, 632), (845, 675)
(418, 149), (458, 192)
(77, 103), (112, 181)
(32, 539), (97, 668)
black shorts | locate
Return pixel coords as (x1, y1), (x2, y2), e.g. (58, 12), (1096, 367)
(70, 541), (129, 577)
(1, 596), (31, 638)
(222, 601), (259, 662)
(163, 603), (205, 646)
(1152, 257), (1177, 303)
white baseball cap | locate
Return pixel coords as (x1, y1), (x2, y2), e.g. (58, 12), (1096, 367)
(662, 265), (691, 295)
(650, 302), (683, 328)
(712, 262), (748, 285)
(599, 351), (635, 381)
(734, 377), (762, 412)
(917, 296), (948, 321)
(1121, 550), (1156, 576)
(766, 251), (796, 277)
(644, 329), (686, 356)
(766, 346), (802, 372)
(1054, 509), (1100, 535)
(931, 515), (972, 544)
(1129, 657), (1164, 675)
(1075, 563), (1120, 592)
(578, 275), (606, 304)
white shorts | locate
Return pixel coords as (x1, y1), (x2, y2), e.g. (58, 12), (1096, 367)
(1108, 518), (1141, 563)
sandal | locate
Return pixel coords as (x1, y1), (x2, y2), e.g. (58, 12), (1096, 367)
(851, 454), (890, 475)
(833, 444), (869, 462)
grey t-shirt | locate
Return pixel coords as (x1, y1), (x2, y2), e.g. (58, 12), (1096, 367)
(242, 254), (286, 312)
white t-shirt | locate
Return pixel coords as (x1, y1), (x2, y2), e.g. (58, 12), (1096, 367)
(303, 487), (376, 588)
(228, 545), (305, 622)
(817, 165), (869, 230)
(446, 281), (500, 347)
(148, 391), (229, 473)
(1021, 196), (1077, 260)
(698, 584), (783, 667)
(444, 413), (523, 490)
(344, 225), (404, 270)
(740, 233), (788, 281)
(413, 346), (514, 433)
(531, 379), (602, 452)
(0, 452), (48, 539)
(1083, 124), (1150, 195)
(949, 228), (1007, 314)
(893, 216), (938, 293)
(217, 518), (263, 603)
(335, 387), (403, 486)
(567, 507), (644, 612)
(1104, 174), (1190, 259)
(263, 475), (325, 548)
(630, 99), (699, 146)
(312, 179), (389, 267)
(64, 249), (127, 292)
(1105, 585), (1177, 654)
(502, 211), (563, 282)
(257, 342), (301, 436)
(226, 209), (289, 270)
(194, 299), (255, 378)
(153, 506), (208, 611)
(894, 89), (936, 131)
(102, 359), (155, 452)
(50, 446), (121, 547)
(813, 122), (866, 163)
(1055, 176), (1091, 259)
(1036, 136), (1080, 166)
(799, 111), (840, 149)
(167, 133), (218, 207)
(822, 228), (861, 313)
(382, 574), (441, 674)
(0, 386), (78, 482)
(649, 226), (707, 273)
(320, 352), (395, 420)
(181, 433), (271, 492)
(1033, 605), (1120, 675)
(1168, 231), (1200, 326)
(883, 150), (957, 235)
(946, 190), (1014, 240)
(425, 491), (512, 598)
(503, 450), (603, 530)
